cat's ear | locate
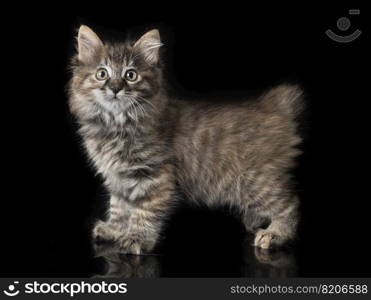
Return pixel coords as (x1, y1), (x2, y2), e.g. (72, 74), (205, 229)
(77, 25), (104, 63)
(134, 29), (162, 65)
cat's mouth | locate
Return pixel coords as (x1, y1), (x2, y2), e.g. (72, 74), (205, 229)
(107, 92), (128, 102)
(107, 95), (122, 102)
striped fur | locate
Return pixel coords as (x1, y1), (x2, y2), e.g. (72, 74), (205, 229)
(68, 25), (304, 253)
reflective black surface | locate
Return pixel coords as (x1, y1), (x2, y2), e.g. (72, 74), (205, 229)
(92, 241), (297, 278)
(38, 205), (370, 277)
(2, 198), (371, 277)
(49, 207), (300, 278)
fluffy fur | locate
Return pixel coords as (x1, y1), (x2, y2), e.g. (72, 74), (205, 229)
(68, 25), (304, 254)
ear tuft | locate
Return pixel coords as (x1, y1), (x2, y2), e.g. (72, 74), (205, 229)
(134, 29), (162, 65)
(77, 25), (104, 63)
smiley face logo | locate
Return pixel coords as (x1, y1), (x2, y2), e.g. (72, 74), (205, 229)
(326, 9), (361, 43)
(3, 282), (20, 297)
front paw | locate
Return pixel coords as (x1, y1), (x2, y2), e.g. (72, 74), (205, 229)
(92, 220), (120, 243)
(118, 236), (156, 255)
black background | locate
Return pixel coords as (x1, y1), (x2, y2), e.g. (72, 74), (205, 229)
(2, 2), (369, 277)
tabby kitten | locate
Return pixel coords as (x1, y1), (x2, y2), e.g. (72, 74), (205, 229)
(68, 25), (304, 254)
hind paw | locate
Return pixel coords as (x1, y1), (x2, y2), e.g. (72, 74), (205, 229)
(254, 230), (279, 249)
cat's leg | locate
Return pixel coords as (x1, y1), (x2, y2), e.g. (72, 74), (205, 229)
(116, 166), (175, 254)
(93, 195), (131, 243)
(93, 165), (174, 254)
(242, 205), (270, 234)
(93, 194), (173, 254)
(253, 196), (299, 249)
(239, 171), (299, 249)
(116, 201), (168, 255)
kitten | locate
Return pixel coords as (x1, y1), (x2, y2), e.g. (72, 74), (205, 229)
(68, 25), (304, 254)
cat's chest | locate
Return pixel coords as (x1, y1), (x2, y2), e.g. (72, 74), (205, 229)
(84, 131), (131, 178)
(83, 129), (163, 198)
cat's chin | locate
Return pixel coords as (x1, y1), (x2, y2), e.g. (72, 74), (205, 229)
(106, 96), (121, 102)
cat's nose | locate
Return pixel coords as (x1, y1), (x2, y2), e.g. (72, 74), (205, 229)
(111, 87), (122, 95)
(109, 81), (124, 95)
(110, 86), (123, 95)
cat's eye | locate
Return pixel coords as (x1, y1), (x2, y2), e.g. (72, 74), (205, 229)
(95, 68), (109, 81)
(124, 69), (138, 82)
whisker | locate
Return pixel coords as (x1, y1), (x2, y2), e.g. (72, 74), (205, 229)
(134, 95), (158, 113)
(127, 95), (149, 118)
(127, 97), (139, 135)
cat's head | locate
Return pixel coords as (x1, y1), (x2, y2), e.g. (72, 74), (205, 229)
(69, 25), (164, 122)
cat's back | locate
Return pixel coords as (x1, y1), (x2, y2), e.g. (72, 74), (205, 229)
(172, 84), (304, 152)
(171, 84), (304, 203)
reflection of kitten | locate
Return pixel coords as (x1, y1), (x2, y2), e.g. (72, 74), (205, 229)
(68, 25), (304, 254)
(93, 244), (160, 278)
(242, 237), (297, 277)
